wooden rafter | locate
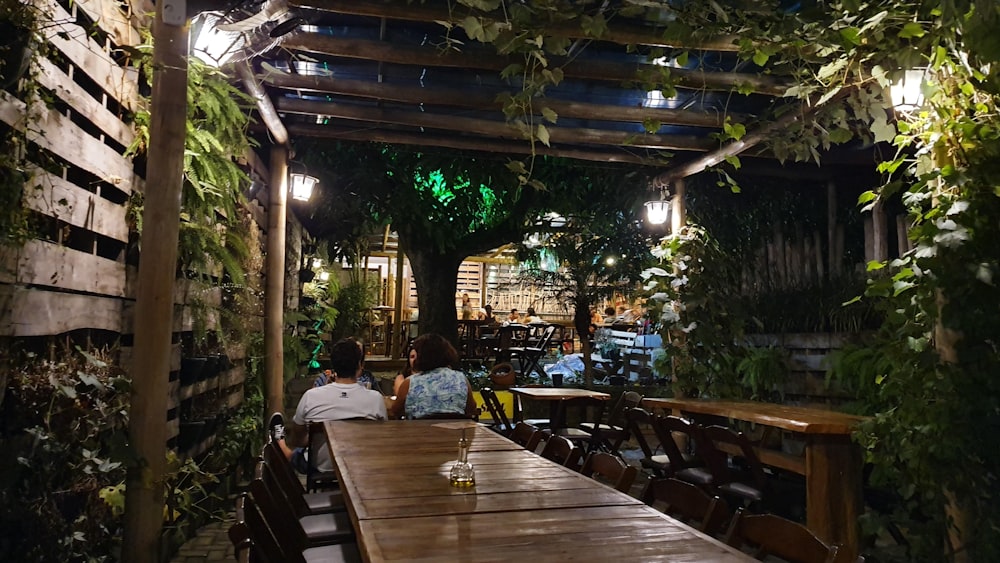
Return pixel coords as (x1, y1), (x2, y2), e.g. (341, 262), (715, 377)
(260, 71), (748, 128)
(276, 122), (680, 165)
(274, 96), (717, 151)
(289, 0), (743, 52)
(281, 34), (793, 96)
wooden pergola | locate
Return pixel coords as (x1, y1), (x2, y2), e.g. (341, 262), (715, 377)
(126, 1), (882, 558)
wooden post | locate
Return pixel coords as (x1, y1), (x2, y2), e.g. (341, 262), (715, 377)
(873, 198), (888, 262)
(392, 248), (405, 358)
(264, 146), (288, 418)
(671, 178), (686, 233)
(122, 7), (189, 562)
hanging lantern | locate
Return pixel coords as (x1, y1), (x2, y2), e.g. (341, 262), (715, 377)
(890, 68), (927, 112)
(289, 172), (318, 201)
(644, 199), (670, 225)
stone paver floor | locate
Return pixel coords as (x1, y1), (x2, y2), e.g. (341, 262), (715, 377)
(170, 515), (234, 563)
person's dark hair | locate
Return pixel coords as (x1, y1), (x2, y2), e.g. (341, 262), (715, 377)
(604, 306), (616, 316)
(328, 338), (363, 380)
(527, 307), (536, 316)
(410, 333), (459, 372)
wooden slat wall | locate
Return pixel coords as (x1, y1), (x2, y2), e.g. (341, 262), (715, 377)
(0, 0), (265, 450)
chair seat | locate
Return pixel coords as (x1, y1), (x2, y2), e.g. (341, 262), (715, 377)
(303, 542), (364, 563)
(675, 467), (715, 487)
(307, 470), (339, 492)
(719, 481), (765, 503)
(578, 422), (624, 433)
(523, 418), (550, 428)
(641, 454), (672, 472)
(303, 490), (347, 513)
(300, 511), (356, 543)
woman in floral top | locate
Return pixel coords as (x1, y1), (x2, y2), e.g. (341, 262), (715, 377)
(389, 333), (476, 419)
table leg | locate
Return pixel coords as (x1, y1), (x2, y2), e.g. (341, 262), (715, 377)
(805, 434), (862, 560)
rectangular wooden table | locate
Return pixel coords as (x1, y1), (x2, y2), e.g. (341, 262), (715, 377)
(326, 419), (756, 562)
(508, 387), (611, 434)
(642, 397), (867, 559)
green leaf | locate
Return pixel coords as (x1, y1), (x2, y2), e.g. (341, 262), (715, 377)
(540, 107), (558, 124)
(857, 190), (877, 205)
(866, 260), (886, 271)
(898, 22), (925, 39)
(752, 50), (769, 66)
(839, 27), (861, 46)
(536, 124), (551, 146)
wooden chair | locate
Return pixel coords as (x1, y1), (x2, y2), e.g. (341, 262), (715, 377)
(652, 415), (714, 488)
(509, 324), (557, 378)
(646, 477), (730, 535)
(725, 508), (839, 563)
(250, 461), (355, 548)
(479, 386), (515, 436)
(700, 424), (769, 508)
(261, 442), (345, 514)
(490, 323), (528, 363)
(538, 434), (583, 469)
(306, 421), (339, 492)
(510, 422), (544, 452)
(578, 391), (643, 454)
(233, 493), (363, 563)
(624, 407), (671, 477)
(580, 451), (638, 493)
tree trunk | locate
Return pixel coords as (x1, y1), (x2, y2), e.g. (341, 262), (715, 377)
(573, 294), (593, 386)
(406, 245), (463, 346)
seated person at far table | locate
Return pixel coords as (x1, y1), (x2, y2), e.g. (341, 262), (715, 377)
(271, 338), (386, 473)
(388, 333), (477, 420)
(524, 307), (543, 324)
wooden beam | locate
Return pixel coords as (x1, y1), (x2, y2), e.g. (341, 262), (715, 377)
(275, 97), (715, 151)
(651, 89), (851, 185)
(281, 34), (792, 96)
(289, 0), (742, 52)
(278, 122), (683, 165)
(261, 72), (746, 128)
(122, 6), (188, 561)
(237, 61), (288, 145)
(264, 146), (289, 418)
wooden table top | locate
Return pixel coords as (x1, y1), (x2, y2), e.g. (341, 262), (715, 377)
(509, 387), (611, 401)
(326, 419), (754, 562)
(641, 397), (867, 435)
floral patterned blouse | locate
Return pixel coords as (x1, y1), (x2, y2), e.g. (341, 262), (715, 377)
(404, 367), (470, 419)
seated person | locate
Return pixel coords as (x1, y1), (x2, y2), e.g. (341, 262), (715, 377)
(524, 307), (543, 324)
(507, 308), (520, 323)
(602, 306), (617, 325)
(312, 338), (379, 391)
(388, 333), (477, 420)
(271, 338), (387, 473)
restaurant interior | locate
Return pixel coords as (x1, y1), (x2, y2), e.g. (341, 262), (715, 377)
(1, 1), (997, 562)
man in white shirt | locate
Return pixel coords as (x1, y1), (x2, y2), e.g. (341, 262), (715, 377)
(273, 338), (386, 472)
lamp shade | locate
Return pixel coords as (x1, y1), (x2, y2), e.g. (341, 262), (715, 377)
(645, 199), (670, 225)
(289, 172), (318, 201)
(890, 69), (926, 112)
(190, 14), (245, 68)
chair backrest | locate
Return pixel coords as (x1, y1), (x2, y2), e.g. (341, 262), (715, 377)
(726, 508), (839, 563)
(653, 415), (705, 471)
(535, 324), (558, 350)
(539, 434), (582, 468)
(580, 452), (638, 493)
(262, 442), (307, 504)
(624, 407), (658, 460)
(307, 421), (329, 474)
(236, 492), (306, 563)
(227, 519), (252, 563)
(648, 478), (730, 535)
(259, 452), (313, 518)
(249, 462), (309, 552)
(700, 425), (767, 491)
(479, 387), (512, 436)
(510, 422), (540, 448)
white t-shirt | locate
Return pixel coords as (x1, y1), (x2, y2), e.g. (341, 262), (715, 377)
(293, 382), (386, 471)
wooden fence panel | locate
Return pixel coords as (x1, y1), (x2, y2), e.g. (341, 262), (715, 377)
(0, 285), (123, 336)
(23, 168), (130, 242)
(0, 239), (125, 296)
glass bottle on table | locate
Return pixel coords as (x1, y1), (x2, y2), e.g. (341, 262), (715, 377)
(449, 428), (475, 487)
